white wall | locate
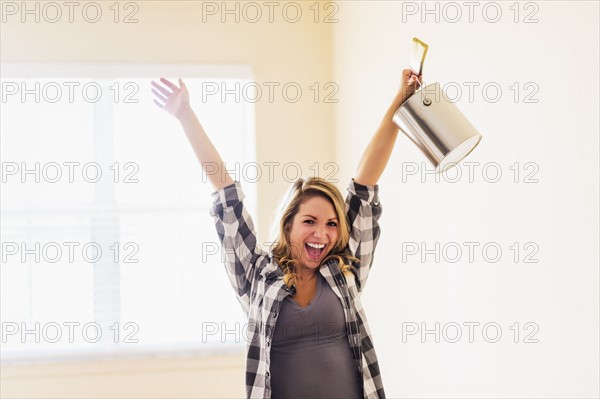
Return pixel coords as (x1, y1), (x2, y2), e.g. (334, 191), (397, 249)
(332, 1), (599, 397)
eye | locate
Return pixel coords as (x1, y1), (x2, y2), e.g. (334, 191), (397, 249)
(303, 220), (315, 224)
(327, 221), (338, 227)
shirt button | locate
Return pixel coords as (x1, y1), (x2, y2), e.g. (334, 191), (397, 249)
(266, 372), (270, 378)
(266, 341), (270, 347)
(273, 312), (277, 318)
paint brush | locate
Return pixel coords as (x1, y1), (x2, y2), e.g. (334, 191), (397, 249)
(410, 37), (429, 75)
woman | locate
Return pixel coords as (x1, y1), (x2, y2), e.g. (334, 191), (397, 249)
(151, 69), (423, 399)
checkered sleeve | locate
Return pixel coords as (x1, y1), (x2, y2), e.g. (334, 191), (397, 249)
(345, 178), (382, 293)
(210, 181), (269, 316)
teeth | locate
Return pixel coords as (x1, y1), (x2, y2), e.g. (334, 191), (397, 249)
(306, 242), (325, 249)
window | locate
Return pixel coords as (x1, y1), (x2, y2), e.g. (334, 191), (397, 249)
(0, 64), (257, 363)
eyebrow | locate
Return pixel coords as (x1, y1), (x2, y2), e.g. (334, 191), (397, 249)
(301, 215), (338, 221)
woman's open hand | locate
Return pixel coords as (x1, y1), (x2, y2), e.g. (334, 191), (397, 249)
(151, 78), (191, 120)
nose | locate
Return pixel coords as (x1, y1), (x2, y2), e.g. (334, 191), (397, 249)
(313, 223), (326, 239)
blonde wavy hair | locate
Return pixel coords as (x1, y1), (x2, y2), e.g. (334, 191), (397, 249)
(269, 176), (359, 289)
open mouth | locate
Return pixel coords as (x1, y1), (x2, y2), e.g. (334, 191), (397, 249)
(305, 242), (326, 261)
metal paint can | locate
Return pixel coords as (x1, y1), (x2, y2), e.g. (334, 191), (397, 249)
(393, 82), (482, 173)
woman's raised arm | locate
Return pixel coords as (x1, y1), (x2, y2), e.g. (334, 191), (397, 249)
(354, 69), (423, 186)
(151, 78), (235, 191)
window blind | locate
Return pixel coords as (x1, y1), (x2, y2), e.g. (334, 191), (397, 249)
(1, 64), (257, 363)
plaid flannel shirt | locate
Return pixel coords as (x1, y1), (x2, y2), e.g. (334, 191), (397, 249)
(210, 178), (385, 399)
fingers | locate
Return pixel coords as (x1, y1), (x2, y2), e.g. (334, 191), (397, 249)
(160, 77), (179, 91)
(151, 88), (168, 104)
(410, 74), (422, 84)
(153, 99), (165, 109)
(408, 72), (423, 87)
(151, 80), (174, 98)
(402, 69), (423, 84)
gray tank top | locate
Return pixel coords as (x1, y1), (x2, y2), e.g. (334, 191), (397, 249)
(270, 272), (363, 398)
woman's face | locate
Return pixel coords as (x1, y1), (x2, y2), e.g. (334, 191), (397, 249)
(288, 195), (339, 270)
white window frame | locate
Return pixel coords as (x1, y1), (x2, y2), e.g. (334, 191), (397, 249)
(0, 63), (257, 364)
